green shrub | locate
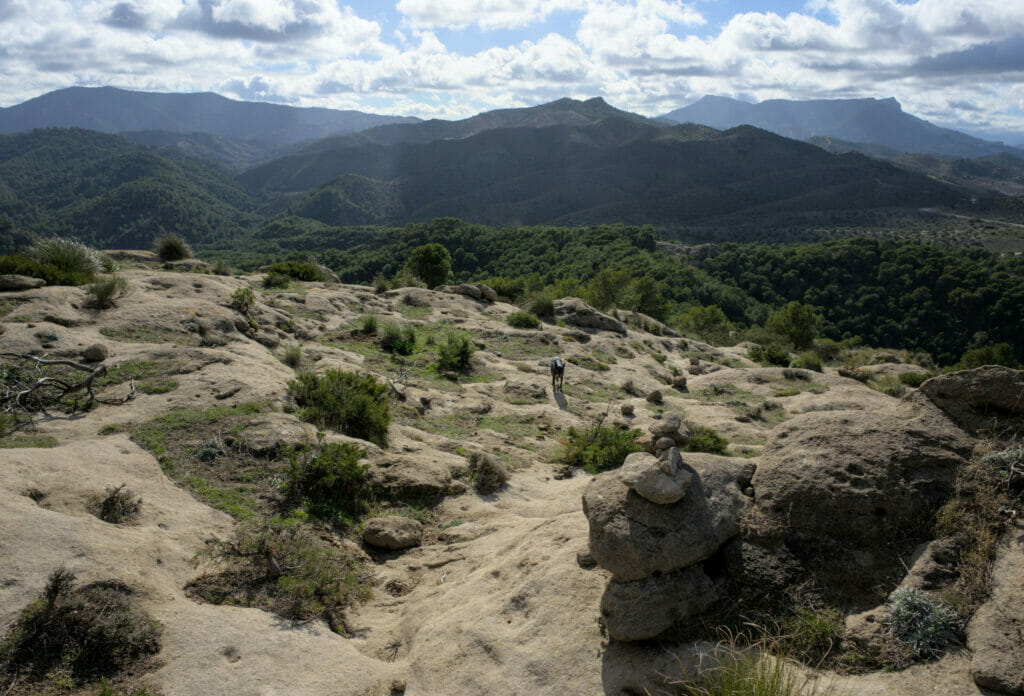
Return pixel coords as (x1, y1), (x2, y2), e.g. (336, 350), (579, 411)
(265, 260), (328, 282)
(379, 321), (416, 355)
(0, 254), (92, 286)
(212, 259), (231, 276)
(86, 273), (130, 309)
(466, 452), (509, 494)
(229, 286), (255, 314)
(153, 233), (191, 261)
(286, 442), (370, 519)
(686, 425), (728, 454)
(886, 587), (961, 658)
(358, 314), (378, 335)
(561, 424), (641, 474)
(197, 438), (223, 462)
(89, 484), (141, 524)
(507, 311), (540, 329)
(30, 237), (102, 277)
(436, 332), (474, 372)
(954, 343), (1020, 370)
(525, 293), (555, 318)
(0, 567), (161, 685)
(191, 518), (369, 630)
(812, 337), (843, 363)
(404, 243), (451, 288)
(791, 352), (823, 372)
(748, 343), (791, 367)
(899, 372), (930, 388)
(287, 369), (390, 446)
(263, 270), (290, 289)
(281, 343), (303, 368)
(372, 274), (389, 293)
(874, 375), (906, 398)
(983, 445), (1024, 491)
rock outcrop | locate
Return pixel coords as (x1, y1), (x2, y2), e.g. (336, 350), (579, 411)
(435, 282), (498, 302)
(553, 298), (627, 334)
(363, 516), (424, 550)
(921, 366), (1024, 434)
(0, 274), (45, 290)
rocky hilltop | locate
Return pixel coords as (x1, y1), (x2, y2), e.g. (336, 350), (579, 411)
(1, 258), (1022, 695)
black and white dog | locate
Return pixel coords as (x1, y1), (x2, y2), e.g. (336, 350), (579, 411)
(551, 356), (565, 392)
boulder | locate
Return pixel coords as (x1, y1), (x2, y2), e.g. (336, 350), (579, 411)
(671, 375), (688, 391)
(582, 454), (754, 581)
(553, 298), (627, 334)
(921, 366), (1024, 434)
(231, 413), (315, 456)
(368, 457), (452, 499)
(646, 390), (663, 404)
(620, 404), (634, 416)
(362, 516), (423, 550)
(618, 449), (694, 505)
(751, 396), (973, 548)
(600, 566), (717, 641)
(81, 343), (109, 362)
(843, 606), (889, 657)
(0, 274), (45, 291)
(436, 283), (497, 302)
(649, 412), (682, 436)
(968, 521), (1024, 695)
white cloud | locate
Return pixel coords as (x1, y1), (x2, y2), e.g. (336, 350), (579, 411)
(396, 0), (586, 31)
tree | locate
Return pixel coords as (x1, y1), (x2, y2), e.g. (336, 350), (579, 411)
(404, 243), (452, 288)
(765, 301), (822, 350)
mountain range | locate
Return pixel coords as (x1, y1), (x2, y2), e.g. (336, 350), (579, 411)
(660, 95), (1023, 159)
(3, 86), (1021, 251)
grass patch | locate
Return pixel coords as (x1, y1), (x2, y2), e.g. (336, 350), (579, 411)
(0, 434), (58, 448)
(135, 378), (179, 395)
(567, 354), (611, 372)
(507, 311), (540, 329)
(88, 485), (142, 524)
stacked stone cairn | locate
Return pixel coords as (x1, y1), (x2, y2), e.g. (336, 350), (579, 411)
(639, 411), (689, 456)
(581, 446), (754, 641)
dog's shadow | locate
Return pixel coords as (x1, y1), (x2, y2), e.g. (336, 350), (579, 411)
(553, 392), (568, 411)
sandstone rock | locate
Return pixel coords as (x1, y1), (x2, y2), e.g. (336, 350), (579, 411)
(368, 458), (452, 499)
(898, 538), (960, 592)
(232, 413), (314, 456)
(646, 390), (663, 404)
(751, 396), (973, 548)
(618, 449), (694, 505)
(503, 379), (547, 402)
(649, 412), (682, 436)
(620, 404), (634, 416)
(968, 521), (1024, 695)
(81, 343), (109, 362)
(475, 283), (497, 302)
(576, 545), (598, 569)
(0, 274), (45, 291)
(655, 436), (675, 452)
(838, 366), (871, 383)
(921, 366), (1024, 434)
(553, 298), (627, 334)
(583, 454), (754, 581)
(844, 606), (890, 657)
(600, 566), (717, 641)
(363, 516), (423, 550)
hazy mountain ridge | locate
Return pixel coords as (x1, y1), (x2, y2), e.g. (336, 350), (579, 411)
(0, 86), (419, 147)
(662, 95), (1024, 159)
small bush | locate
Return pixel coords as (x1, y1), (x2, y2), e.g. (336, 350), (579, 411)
(562, 424), (641, 474)
(281, 343), (303, 368)
(791, 352), (823, 372)
(263, 270), (290, 289)
(506, 310), (540, 329)
(0, 567), (161, 685)
(525, 294), (555, 318)
(89, 484), (142, 524)
(30, 237), (102, 277)
(86, 273), (130, 309)
(212, 259), (231, 276)
(874, 375), (906, 398)
(0, 253), (92, 286)
(812, 337), (843, 363)
(191, 518), (369, 630)
(466, 452), (509, 494)
(983, 445), (1024, 491)
(380, 322), (416, 355)
(286, 442), (370, 520)
(358, 314), (378, 335)
(265, 260), (328, 282)
(436, 331), (474, 372)
(899, 372), (930, 388)
(686, 425), (728, 454)
(153, 233), (191, 261)
(886, 587), (961, 659)
(198, 438), (223, 462)
(229, 286), (255, 314)
(287, 369), (390, 446)
(372, 274), (389, 293)
(748, 343), (791, 367)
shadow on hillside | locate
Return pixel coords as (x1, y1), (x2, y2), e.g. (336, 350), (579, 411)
(553, 392), (568, 411)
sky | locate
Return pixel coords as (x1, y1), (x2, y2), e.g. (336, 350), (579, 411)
(1, 0), (1023, 142)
